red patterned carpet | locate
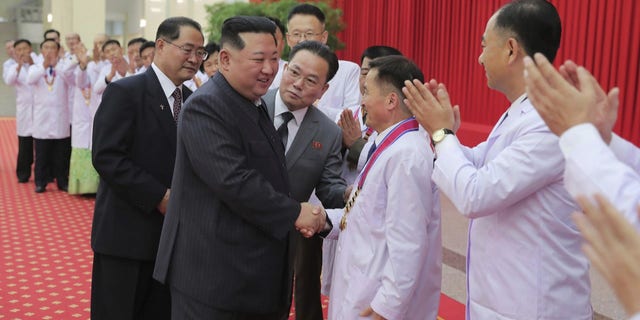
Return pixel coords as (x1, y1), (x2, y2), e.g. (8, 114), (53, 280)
(0, 118), (464, 319)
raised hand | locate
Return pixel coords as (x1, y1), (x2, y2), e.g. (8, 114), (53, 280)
(402, 79), (458, 135)
(338, 108), (362, 148)
(523, 53), (619, 143)
(573, 194), (640, 316)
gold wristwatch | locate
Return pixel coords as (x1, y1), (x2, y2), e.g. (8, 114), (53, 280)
(431, 128), (455, 145)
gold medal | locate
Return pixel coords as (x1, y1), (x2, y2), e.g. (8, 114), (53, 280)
(81, 88), (91, 106)
(47, 84), (53, 91)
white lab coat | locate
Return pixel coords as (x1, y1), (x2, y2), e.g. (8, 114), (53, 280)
(4, 60), (34, 137)
(27, 61), (73, 139)
(316, 60), (361, 121)
(560, 123), (640, 229)
(433, 95), (592, 319)
(325, 123), (441, 320)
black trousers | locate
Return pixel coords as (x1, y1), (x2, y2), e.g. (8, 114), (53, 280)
(16, 135), (33, 181)
(34, 137), (70, 188)
(293, 234), (324, 320)
(91, 252), (171, 320)
(171, 287), (288, 320)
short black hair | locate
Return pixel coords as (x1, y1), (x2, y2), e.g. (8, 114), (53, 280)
(14, 39), (32, 48)
(43, 29), (60, 40)
(495, 0), (561, 62)
(288, 41), (339, 83)
(200, 42), (220, 72)
(287, 3), (325, 24)
(360, 45), (402, 64)
(266, 16), (285, 36)
(139, 41), (155, 55)
(102, 39), (121, 52)
(220, 16), (276, 50)
(156, 16), (202, 41)
(127, 37), (147, 47)
(368, 56), (424, 94)
(40, 38), (60, 50)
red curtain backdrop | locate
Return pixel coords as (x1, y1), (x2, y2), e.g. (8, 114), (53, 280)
(333, 0), (640, 144)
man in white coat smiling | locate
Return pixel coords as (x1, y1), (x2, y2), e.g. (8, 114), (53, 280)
(323, 55), (441, 320)
(403, 0), (592, 318)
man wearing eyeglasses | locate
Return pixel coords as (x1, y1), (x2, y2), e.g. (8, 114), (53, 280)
(263, 41), (348, 319)
(90, 16), (205, 320)
(284, 4), (361, 123)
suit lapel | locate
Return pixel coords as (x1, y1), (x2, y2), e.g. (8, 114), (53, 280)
(286, 107), (318, 170)
(145, 68), (177, 150)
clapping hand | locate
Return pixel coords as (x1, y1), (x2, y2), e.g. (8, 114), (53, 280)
(338, 109), (363, 148)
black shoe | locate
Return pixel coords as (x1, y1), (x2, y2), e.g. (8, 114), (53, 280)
(18, 178), (29, 183)
(35, 185), (46, 193)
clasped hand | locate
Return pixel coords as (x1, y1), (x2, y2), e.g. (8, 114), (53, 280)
(295, 202), (327, 238)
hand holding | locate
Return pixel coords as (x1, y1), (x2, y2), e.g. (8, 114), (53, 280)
(295, 203), (326, 238)
(338, 109), (362, 148)
(402, 79), (456, 135)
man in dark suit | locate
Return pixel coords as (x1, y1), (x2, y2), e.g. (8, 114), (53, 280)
(90, 17), (206, 320)
(153, 16), (326, 319)
(263, 41), (347, 320)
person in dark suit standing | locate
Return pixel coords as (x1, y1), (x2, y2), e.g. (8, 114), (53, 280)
(153, 16), (326, 319)
(90, 17), (206, 320)
(263, 41), (347, 320)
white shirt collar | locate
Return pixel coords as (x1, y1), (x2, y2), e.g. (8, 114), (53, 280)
(151, 62), (181, 101)
(275, 91), (308, 125)
(374, 119), (405, 146)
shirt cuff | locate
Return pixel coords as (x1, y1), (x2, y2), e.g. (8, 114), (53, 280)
(558, 123), (600, 156)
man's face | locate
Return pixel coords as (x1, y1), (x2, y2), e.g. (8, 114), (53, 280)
(361, 69), (389, 132)
(140, 47), (155, 68)
(359, 56), (372, 95)
(5, 41), (14, 57)
(279, 49), (329, 111)
(221, 32), (278, 101)
(41, 41), (59, 59)
(93, 35), (108, 54)
(203, 51), (219, 77)
(14, 42), (32, 61)
(103, 43), (122, 62)
(65, 34), (80, 53)
(286, 14), (328, 48)
(127, 42), (143, 68)
(156, 26), (205, 85)
(478, 14), (510, 92)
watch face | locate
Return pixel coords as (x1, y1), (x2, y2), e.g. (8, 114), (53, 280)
(432, 130), (445, 143)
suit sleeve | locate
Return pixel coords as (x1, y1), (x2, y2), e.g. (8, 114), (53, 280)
(92, 81), (167, 213)
(180, 93), (300, 241)
(315, 127), (347, 209)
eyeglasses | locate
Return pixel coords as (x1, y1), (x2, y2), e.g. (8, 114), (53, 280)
(286, 31), (324, 41)
(285, 66), (322, 89)
(162, 39), (208, 60)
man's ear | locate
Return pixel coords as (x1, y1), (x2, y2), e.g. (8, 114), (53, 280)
(218, 49), (231, 71)
(507, 38), (520, 63)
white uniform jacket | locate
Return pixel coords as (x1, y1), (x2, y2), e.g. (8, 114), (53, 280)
(4, 60), (34, 137)
(433, 96), (592, 319)
(326, 123), (442, 320)
(560, 123), (640, 229)
(27, 61), (74, 139)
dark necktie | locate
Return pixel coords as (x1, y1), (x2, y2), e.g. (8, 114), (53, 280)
(276, 112), (294, 149)
(172, 88), (182, 122)
(366, 141), (377, 161)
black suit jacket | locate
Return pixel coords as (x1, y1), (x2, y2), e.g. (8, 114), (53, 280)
(91, 67), (191, 261)
(153, 73), (301, 313)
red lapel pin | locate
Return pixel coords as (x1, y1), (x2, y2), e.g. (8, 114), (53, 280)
(312, 141), (322, 149)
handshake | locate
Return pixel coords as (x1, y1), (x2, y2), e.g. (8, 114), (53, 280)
(295, 203), (328, 238)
